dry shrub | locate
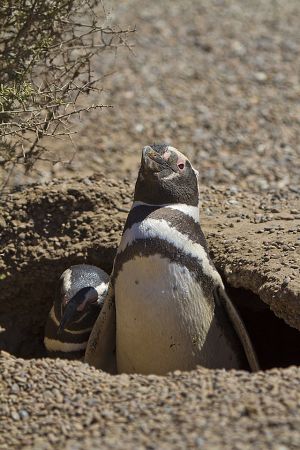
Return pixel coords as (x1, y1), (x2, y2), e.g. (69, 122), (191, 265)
(0, 0), (134, 192)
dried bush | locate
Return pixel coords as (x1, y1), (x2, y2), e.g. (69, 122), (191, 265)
(0, 0), (134, 192)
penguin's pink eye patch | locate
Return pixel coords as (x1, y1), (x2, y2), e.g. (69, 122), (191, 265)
(163, 150), (171, 161)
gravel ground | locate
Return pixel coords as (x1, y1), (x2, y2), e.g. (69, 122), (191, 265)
(1, 352), (300, 450)
(3, 0), (300, 193)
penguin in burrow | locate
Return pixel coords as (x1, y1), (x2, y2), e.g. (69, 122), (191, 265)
(84, 144), (259, 375)
(44, 264), (109, 359)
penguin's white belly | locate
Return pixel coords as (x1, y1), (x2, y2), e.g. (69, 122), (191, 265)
(115, 254), (238, 375)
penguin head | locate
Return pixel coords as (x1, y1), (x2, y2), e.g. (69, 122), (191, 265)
(55, 265), (109, 334)
(134, 144), (199, 206)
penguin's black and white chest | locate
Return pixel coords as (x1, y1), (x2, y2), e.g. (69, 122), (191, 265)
(83, 144), (258, 374)
(113, 203), (241, 375)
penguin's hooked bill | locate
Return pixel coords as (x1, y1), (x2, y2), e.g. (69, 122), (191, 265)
(57, 286), (98, 334)
(142, 144), (184, 175)
(142, 145), (169, 168)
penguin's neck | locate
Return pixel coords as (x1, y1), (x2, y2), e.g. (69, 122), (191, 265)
(131, 201), (200, 224)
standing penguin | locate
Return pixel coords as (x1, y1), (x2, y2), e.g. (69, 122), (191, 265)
(44, 264), (109, 359)
(85, 144), (259, 374)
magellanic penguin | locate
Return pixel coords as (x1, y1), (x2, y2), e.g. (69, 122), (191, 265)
(85, 144), (259, 374)
(44, 264), (109, 359)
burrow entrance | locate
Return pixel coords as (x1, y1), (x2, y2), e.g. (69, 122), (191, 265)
(1, 263), (299, 371)
(226, 284), (300, 370)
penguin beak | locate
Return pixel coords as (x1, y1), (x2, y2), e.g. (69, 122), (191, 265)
(142, 146), (169, 172)
(58, 292), (87, 334)
(57, 287), (99, 335)
(57, 298), (78, 335)
(143, 145), (161, 162)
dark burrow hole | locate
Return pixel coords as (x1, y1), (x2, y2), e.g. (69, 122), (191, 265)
(0, 268), (299, 370)
(225, 284), (300, 370)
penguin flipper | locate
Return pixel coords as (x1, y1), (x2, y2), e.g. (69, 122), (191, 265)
(214, 286), (260, 372)
(84, 283), (116, 373)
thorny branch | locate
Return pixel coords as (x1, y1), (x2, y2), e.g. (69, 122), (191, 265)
(0, 0), (135, 194)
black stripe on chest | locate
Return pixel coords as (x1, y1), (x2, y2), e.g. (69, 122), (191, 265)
(112, 237), (216, 299)
(45, 311), (92, 344)
(124, 205), (210, 254)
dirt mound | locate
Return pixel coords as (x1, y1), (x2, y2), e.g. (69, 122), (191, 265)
(0, 176), (299, 369)
(0, 176), (130, 358)
(201, 186), (300, 329)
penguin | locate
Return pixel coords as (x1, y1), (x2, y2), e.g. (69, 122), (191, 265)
(44, 264), (109, 359)
(85, 144), (259, 374)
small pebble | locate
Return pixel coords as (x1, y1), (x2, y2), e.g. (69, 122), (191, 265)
(254, 71), (267, 82)
(11, 411), (20, 421)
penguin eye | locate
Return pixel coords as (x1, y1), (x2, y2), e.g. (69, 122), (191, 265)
(177, 162), (185, 170)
